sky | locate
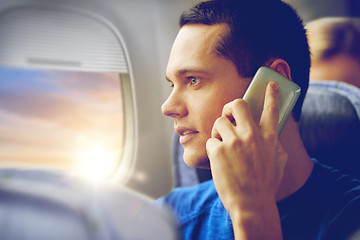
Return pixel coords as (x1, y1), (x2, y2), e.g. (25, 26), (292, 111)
(0, 67), (124, 177)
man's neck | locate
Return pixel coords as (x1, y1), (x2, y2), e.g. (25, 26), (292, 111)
(275, 117), (314, 202)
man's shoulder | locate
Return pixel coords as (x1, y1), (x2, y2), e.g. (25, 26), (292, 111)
(291, 159), (360, 209)
(156, 180), (225, 223)
(313, 161), (360, 239)
(279, 159), (360, 239)
(156, 179), (234, 239)
(160, 180), (217, 209)
(312, 160), (360, 197)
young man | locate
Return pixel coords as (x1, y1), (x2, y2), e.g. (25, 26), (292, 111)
(158, 0), (360, 239)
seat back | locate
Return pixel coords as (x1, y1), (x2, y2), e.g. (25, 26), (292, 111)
(299, 81), (360, 179)
(172, 80), (360, 187)
(0, 168), (177, 240)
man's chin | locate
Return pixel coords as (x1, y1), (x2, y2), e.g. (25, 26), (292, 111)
(183, 151), (211, 169)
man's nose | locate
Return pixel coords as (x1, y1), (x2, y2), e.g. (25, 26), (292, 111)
(161, 90), (187, 119)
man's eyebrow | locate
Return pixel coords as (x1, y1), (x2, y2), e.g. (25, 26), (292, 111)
(167, 69), (211, 79)
(177, 69), (210, 76)
(165, 68), (212, 82)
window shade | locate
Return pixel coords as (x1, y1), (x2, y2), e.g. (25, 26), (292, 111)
(0, 6), (128, 73)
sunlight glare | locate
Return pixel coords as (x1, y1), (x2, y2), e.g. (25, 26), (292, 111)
(74, 143), (118, 182)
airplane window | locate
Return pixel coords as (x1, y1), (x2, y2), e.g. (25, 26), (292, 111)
(0, 5), (135, 183)
(0, 67), (124, 180)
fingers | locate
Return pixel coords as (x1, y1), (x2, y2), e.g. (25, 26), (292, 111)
(211, 116), (235, 140)
(211, 97), (254, 140)
(259, 82), (280, 132)
(211, 81), (279, 143)
(221, 98), (255, 131)
(206, 137), (220, 159)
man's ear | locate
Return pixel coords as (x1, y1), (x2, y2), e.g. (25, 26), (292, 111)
(269, 59), (292, 80)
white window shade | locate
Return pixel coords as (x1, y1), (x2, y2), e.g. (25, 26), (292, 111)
(0, 6), (129, 73)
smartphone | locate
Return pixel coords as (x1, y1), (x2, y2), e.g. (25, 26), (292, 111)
(242, 67), (301, 134)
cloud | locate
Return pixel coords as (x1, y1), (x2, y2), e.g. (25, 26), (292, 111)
(0, 88), (123, 131)
(0, 107), (123, 168)
(49, 71), (123, 103)
(0, 68), (124, 169)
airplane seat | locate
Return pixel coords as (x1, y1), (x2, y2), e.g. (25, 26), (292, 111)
(299, 80), (360, 180)
(0, 168), (176, 240)
(172, 80), (360, 188)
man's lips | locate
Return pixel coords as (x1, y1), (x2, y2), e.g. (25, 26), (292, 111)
(175, 127), (199, 136)
(175, 127), (199, 144)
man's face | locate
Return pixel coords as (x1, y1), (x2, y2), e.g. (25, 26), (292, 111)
(162, 24), (251, 168)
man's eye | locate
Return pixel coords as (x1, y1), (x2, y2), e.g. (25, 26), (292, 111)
(188, 76), (200, 86)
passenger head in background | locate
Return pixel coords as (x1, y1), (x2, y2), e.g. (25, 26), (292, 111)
(306, 17), (360, 88)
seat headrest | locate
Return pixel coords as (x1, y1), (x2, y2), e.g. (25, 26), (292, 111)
(0, 168), (176, 240)
(299, 81), (360, 179)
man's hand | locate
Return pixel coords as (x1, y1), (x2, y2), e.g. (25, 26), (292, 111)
(206, 81), (288, 240)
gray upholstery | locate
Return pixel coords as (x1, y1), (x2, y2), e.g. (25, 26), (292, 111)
(172, 80), (360, 187)
(0, 168), (176, 240)
(299, 81), (360, 179)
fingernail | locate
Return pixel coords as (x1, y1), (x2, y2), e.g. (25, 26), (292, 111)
(270, 81), (279, 91)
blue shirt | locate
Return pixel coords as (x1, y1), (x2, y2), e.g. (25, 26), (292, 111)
(157, 160), (360, 240)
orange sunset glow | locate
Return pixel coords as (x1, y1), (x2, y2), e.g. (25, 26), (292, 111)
(0, 68), (124, 180)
